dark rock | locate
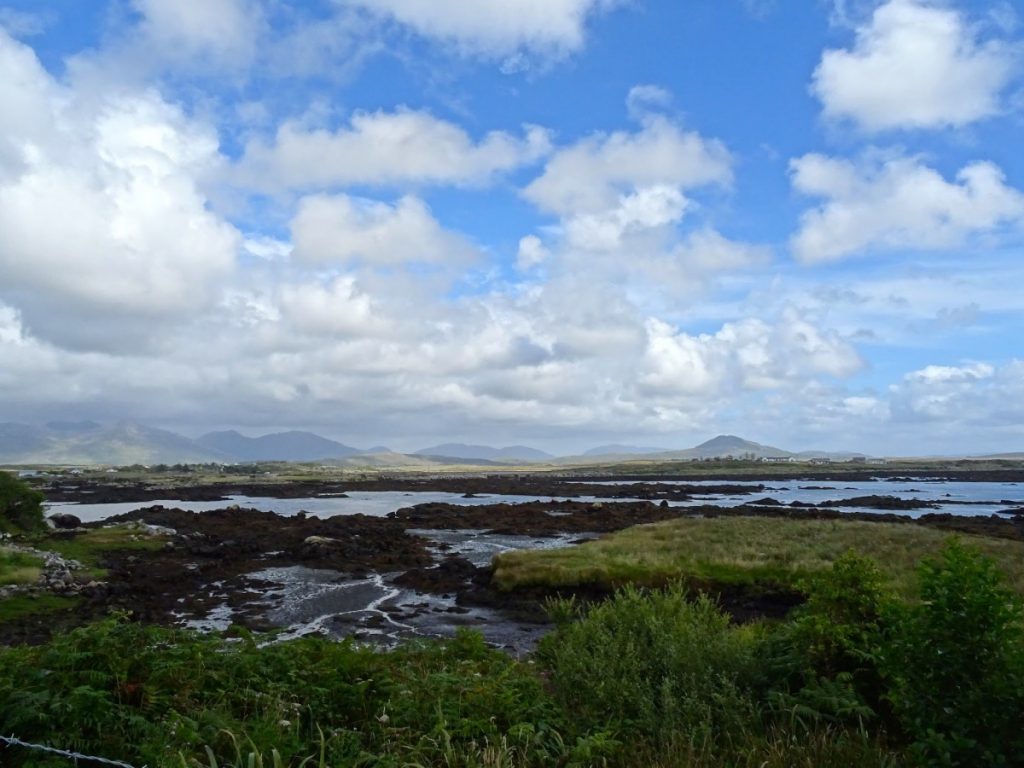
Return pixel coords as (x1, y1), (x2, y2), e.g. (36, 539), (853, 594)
(48, 513), (82, 529)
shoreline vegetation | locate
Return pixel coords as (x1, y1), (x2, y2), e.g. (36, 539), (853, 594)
(2, 469), (1024, 765)
(493, 515), (1024, 596)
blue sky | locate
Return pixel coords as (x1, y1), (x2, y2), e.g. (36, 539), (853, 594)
(0, 0), (1023, 455)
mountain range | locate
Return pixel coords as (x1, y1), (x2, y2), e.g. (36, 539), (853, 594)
(196, 430), (363, 462)
(0, 422), (866, 466)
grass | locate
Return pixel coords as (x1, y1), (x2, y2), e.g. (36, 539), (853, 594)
(0, 547), (44, 586)
(0, 524), (170, 624)
(36, 523), (169, 579)
(0, 593), (78, 623)
(493, 516), (1024, 597)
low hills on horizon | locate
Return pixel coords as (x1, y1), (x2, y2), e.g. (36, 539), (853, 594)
(0, 421), (881, 467)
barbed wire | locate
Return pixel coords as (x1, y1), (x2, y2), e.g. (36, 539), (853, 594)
(0, 734), (146, 768)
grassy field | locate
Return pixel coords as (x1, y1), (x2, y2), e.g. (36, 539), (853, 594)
(493, 516), (1024, 597)
(0, 548), (43, 587)
(37, 523), (168, 579)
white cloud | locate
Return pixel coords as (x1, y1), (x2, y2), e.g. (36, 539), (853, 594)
(0, 7), (51, 37)
(340, 0), (617, 58)
(673, 228), (771, 272)
(243, 236), (292, 261)
(523, 114), (731, 216)
(790, 152), (1024, 262)
(0, 30), (239, 349)
(237, 108), (551, 192)
(290, 194), (478, 267)
(564, 184), (688, 251)
(516, 235), (549, 270)
(129, 0), (263, 70)
(640, 311), (862, 397)
(888, 360), (1024, 423)
(812, 0), (1018, 131)
(626, 84), (672, 119)
(278, 276), (379, 336)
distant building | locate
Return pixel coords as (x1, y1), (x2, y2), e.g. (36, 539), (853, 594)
(808, 457), (833, 465)
(761, 456), (795, 463)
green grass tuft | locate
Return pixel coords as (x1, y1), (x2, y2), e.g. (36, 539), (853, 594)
(0, 593), (78, 623)
(0, 548), (44, 587)
(36, 523), (169, 579)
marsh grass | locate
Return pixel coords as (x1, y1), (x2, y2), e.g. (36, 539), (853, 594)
(0, 593), (78, 622)
(37, 523), (168, 579)
(493, 516), (1024, 596)
(0, 547), (43, 586)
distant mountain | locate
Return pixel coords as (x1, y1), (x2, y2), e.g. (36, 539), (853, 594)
(413, 443), (554, 462)
(45, 420), (102, 433)
(582, 444), (670, 457)
(0, 423), (53, 459)
(679, 435), (791, 459)
(197, 430), (361, 462)
(0, 422), (227, 465)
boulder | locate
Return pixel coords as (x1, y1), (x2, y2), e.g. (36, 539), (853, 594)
(48, 513), (82, 529)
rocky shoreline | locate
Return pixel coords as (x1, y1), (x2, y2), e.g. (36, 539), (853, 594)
(36, 468), (1024, 504)
(4, 488), (1024, 647)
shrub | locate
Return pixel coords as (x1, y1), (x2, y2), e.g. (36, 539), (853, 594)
(0, 472), (45, 533)
(0, 619), (605, 768)
(763, 551), (891, 725)
(536, 584), (762, 749)
(881, 539), (1024, 766)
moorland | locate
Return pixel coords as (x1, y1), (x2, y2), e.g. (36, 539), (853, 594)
(2, 460), (1024, 766)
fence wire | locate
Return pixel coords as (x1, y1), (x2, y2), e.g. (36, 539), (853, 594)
(0, 734), (146, 768)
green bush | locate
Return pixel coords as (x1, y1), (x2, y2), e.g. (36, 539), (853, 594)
(537, 584), (762, 749)
(0, 472), (45, 533)
(881, 539), (1024, 766)
(763, 551), (891, 725)
(0, 619), (610, 768)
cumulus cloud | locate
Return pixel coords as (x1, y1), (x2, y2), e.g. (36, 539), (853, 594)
(672, 228), (771, 272)
(888, 360), (1024, 425)
(516, 235), (550, 270)
(564, 184), (688, 251)
(640, 311), (863, 397)
(626, 84), (672, 119)
(290, 194), (478, 267)
(515, 95), (763, 317)
(812, 0), (1018, 131)
(790, 152), (1024, 262)
(278, 276), (379, 336)
(340, 0), (618, 58)
(523, 114), (731, 216)
(0, 29), (239, 350)
(129, 0), (264, 70)
(236, 108), (551, 192)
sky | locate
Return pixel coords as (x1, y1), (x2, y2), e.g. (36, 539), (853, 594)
(0, 0), (1023, 455)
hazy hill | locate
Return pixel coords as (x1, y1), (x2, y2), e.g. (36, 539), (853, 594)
(655, 434), (792, 460)
(0, 423), (53, 459)
(413, 443), (553, 462)
(197, 430), (361, 462)
(0, 422), (227, 465)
